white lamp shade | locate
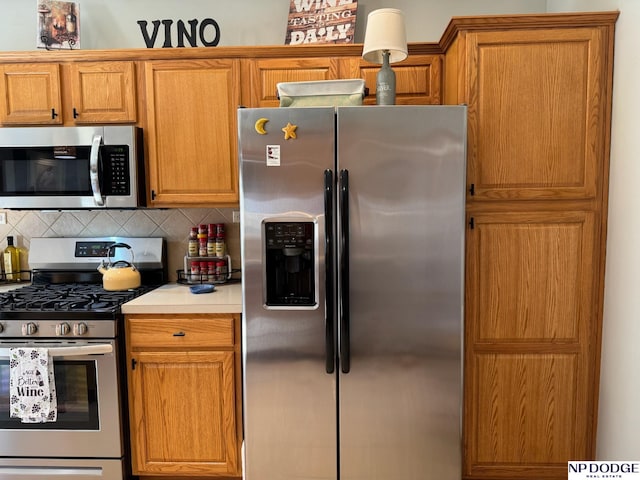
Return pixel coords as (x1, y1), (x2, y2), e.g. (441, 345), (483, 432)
(362, 8), (408, 64)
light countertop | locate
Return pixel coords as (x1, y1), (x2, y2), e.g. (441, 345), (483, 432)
(122, 282), (242, 315)
(0, 282), (27, 293)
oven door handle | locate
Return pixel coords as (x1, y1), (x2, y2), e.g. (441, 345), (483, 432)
(0, 344), (112, 359)
(90, 133), (105, 207)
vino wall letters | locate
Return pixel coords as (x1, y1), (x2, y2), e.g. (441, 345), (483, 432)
(137, 18), (221, 48)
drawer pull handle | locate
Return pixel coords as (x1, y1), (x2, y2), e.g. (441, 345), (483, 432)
(173, 331), (186, 337)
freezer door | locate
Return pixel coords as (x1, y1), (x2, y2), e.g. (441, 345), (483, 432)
(239, 107), (338, 480)
(337, 106), (467, 480)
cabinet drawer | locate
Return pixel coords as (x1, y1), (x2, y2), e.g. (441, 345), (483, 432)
(127, 316), (234, 348)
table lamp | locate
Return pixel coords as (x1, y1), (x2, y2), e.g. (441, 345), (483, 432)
(362, 8), (408, 105)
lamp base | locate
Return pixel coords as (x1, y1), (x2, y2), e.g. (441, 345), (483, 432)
(376, 50), (396, 105)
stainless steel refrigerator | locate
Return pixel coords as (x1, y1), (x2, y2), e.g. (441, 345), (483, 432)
(239, 105), (467, 480)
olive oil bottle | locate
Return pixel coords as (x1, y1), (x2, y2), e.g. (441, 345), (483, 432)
(3, 236), (20, 282)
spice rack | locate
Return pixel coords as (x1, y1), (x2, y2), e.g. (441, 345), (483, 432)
(177, 255), (232, 285)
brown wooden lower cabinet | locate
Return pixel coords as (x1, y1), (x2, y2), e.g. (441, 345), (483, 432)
(125, 314), (242, 478)
(464, 209), (600, 479)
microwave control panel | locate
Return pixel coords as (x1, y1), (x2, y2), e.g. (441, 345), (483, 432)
(102, 145), (130, 195)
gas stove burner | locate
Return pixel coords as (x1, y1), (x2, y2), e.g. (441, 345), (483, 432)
(0, 237), (166, 322)
(0, 282), (158, 319)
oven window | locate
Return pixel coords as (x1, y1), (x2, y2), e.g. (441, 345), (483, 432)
(0, 360), (99, 430)
(0, 147), (92, 196)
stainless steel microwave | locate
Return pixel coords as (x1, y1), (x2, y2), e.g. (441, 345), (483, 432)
(0, 125), (145, 209)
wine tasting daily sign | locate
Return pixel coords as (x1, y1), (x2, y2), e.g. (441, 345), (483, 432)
(286, 0), (357, 45)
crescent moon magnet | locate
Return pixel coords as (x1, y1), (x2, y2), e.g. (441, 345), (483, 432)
(255, 117), (268, 135)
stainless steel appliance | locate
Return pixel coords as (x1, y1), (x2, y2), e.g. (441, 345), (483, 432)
(0, 237), (166, 480)
(0, 126), (145, 209)
(239, 105), (467, 480)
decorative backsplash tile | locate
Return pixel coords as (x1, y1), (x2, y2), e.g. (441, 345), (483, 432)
(0, 208), (240, 282)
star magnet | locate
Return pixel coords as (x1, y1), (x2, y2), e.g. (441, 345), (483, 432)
(282, 122), (297, 140)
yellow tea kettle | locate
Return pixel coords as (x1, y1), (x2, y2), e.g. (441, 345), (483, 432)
(97, 243), (141, 291)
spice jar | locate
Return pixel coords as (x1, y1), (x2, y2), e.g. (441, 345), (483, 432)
(207, 261), (216, 283)
(207, 235), (216, 256)
(188, 227), (199, 257)
(214, 237), (225, 257)
(199, 238), (208, 257)
(190, 261), (200, 282)
(216, 259), (228, 283)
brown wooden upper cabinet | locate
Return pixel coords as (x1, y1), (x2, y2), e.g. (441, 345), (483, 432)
(445, 25), (612, 201)
(345, 54), (442, 105)
(68, 61), (137, 123)
(0, 61), (136, 125)
(143, 59), (240, 207)
(245, 53), (442, 108)
(0, 63), (62, 125)
(245, 57), (341, 108)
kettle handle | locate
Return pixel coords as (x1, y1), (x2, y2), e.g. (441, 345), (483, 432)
(107, 243), (135, 265)
(112, 260), (133, 268)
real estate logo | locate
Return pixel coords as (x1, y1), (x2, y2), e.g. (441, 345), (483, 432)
(569, 461), (640, 479)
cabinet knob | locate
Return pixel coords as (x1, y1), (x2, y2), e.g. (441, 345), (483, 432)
(173, 331), (186, 337)
(73, 108), (79, 118)
(51, 108), (58, 119)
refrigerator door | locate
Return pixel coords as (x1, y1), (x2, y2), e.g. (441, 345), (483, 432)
(239, 107), (338, 480)
(336, 106), (467, 480)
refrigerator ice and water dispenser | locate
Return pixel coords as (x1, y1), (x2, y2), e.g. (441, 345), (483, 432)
(264, 221), (315, 306)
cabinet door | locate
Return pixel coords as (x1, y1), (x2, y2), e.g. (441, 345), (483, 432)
(464, 210), (599, 479)
(465, 28), (606, 200)
(246, 57), (340, 107)
(128, 350), (238, 476)
(145, 59), (240, 206)
(343, 54), (442, 105)
(0, 63), (62, 124)
(68, 61), (136, 123)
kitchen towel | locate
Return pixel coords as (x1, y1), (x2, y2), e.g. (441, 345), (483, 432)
(9, 347), (58, 423)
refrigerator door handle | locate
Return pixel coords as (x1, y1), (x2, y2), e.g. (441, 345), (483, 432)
(339, 169), (351, 374)
(324, 169), (335, 374)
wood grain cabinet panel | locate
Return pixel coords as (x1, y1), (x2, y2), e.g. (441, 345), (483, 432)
(246, 57), (340, 107)
(68, 61), (136, 123)
(0, 61), (137, 125)
(144, 59), (240, 206)
(126, 314), (242, 477)
(464, 210), (600, 479)
(0, 63), (62, 124)
(443, 13), (618, 480)
(464, 211), (601, 479)
(465, 28), (606, 200)
(468, 211), (594, 343)
(470, 352), (582, 475)
(344, 54), (442, 105)
(129, 351), (237, 475)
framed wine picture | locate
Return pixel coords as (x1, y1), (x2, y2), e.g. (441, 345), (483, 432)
(285, 0), (357, 45)
(37, 1), (80, 50)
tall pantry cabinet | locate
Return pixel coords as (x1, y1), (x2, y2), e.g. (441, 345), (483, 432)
(441, 12), (618, 480)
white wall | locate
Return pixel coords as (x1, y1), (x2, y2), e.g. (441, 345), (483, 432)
(547, 0), (640, 460)
(0, 0), (546, 50)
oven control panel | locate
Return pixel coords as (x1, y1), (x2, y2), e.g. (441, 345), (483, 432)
(75, 241), (115, 258)
(0, 320), (114, 338)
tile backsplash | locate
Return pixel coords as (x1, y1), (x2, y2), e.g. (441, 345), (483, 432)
(0, 208), (240, 283)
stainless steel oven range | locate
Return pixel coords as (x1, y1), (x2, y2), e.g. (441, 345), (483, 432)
(0, 237), (166, 480)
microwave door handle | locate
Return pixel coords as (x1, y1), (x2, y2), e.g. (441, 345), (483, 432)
(90, 134), (105, 206)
